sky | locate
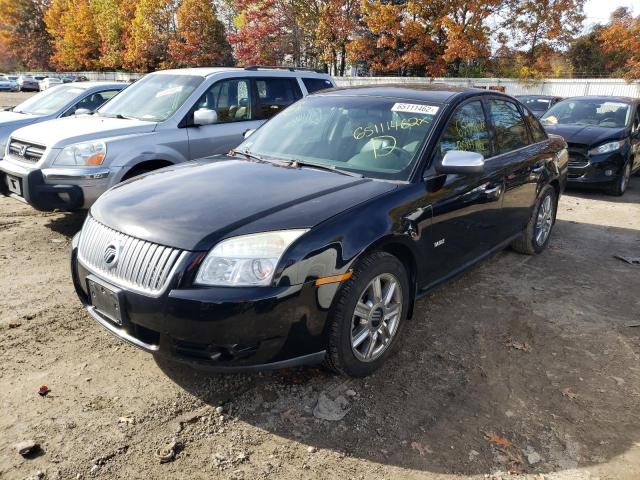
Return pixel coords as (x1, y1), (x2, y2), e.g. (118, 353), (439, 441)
(583, 0), (639, 26)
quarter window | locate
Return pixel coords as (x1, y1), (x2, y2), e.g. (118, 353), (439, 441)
(196, 79), (252, 123)
(489, 100), (530, 154)
(302, 78), (333, 94)
(255, 78), (302, 120)
(438, 101), (490, 158)
(524, 109), (547, 142)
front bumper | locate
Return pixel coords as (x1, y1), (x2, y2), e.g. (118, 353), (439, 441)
(0, 159), (112, 211)
(71, 243), (331, 371)
(567, 152), (626, 186)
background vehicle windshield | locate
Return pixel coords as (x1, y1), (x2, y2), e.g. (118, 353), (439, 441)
(542, 99), (630, 128)
(98, 74), (203, 122)
(12, 85), (86, 115)
(519, 97), (551, 112)
(238, 95), (440, 180)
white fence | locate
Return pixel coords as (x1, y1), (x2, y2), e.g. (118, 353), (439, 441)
(334, 77), (640, 98)
(12, 71), (640, 98)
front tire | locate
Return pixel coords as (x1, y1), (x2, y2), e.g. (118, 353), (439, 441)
(511, 185), (557, 255)
(608, 161), (631, 196)
(324, 252), (410, 377)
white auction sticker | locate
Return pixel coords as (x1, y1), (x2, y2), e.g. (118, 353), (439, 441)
(391, 103), (439, 115)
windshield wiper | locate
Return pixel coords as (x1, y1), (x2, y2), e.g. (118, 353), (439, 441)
(288, 159), (363, 178)
(98, 112), (137, 120)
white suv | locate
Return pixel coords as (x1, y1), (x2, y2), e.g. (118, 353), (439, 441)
(0, 67), (335, 211)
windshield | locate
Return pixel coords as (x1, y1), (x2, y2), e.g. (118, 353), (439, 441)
(542, 99), (630, 128)
(237, 95), (440, 180)
(13, 85), (86, 115)
(98, 74), (203, 122)
(519, 97), (552, 112)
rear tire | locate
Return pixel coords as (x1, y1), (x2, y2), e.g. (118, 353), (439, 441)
(511, 185), (557, 255)
(324, 252), (410, 377)
(608, 161), (631, 196)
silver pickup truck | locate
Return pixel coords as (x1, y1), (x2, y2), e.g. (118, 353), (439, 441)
(0, 67), (335, 211)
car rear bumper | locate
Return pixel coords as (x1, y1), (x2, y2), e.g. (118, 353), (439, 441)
(0, 160), (112, 211)
(70, 240), (331, 371)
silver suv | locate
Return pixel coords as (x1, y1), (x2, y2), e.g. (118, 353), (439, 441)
(0, 67), (335, 211)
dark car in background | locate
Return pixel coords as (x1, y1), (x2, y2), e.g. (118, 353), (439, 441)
(71, 85), (568, 377)
(517, 95), (563, 118)
(541, 96), (640, 196)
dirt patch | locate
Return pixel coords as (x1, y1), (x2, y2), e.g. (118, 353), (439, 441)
(1, 179), (639, 480)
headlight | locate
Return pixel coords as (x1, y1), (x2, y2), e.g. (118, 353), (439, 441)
(53, 141), (106, 166)
(588, 140), (625, 156)
(195, 230), (308, 287)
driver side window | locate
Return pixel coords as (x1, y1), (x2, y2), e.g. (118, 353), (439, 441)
(195, 79), (253, 123)
(438, 101), (490, 158)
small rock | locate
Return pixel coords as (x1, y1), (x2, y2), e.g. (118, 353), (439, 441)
(504, 410), (514, 418)
(344, 389), (357, 397)
(155, 440), (178, 464)
(38, 385), (51, 397)
(524, 446), (542, 465)
(468, 449), (480, 461)
(16, 439), (40, 457)
(313, 392), (351, 421)
(215, 406), (224, 415)
(307, 446), (317, 454)
(90, 464), (101, 475)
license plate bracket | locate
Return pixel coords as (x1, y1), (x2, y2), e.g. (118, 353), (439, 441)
(5, 175), (22, 196)
(87, 275), (125, 326)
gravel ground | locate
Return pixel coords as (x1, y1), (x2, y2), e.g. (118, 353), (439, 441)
(0, 91), (36, 109)
(0, 173), (639, 479)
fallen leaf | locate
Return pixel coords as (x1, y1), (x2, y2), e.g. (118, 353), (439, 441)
(561, 388), (578, 400)
(38, 385), (50, 396)
(484, 431), (512, 448)
(411, 441), (433, 456)
(505, 340), (531, 352)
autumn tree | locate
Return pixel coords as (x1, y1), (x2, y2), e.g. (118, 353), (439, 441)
(504, 0), (585, 64)
(168, 0), (234, 67)
(124, 0), (178, 71)
(228, 0), (291, 65)
(0, 0), (52, 70)
(598, 7), (640, 80)
(91, 0), (139, 69)
(316, 0), (359, 75)
(45, 0), (100, 70)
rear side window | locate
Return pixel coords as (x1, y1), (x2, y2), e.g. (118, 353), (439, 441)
(488, 100), (530, 154)
(438, 100), (490, 158)
(255, 78), (303, 120)
(302, 78), (333, 94)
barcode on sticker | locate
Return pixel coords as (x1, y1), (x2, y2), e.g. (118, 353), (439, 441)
(391, 103), (439, 115)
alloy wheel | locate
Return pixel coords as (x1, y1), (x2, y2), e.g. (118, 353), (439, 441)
(535, 194), (554, 246)
(350, 273), (402, 362)
(621, 163), (631, 193)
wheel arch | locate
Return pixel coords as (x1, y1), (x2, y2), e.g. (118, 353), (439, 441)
(121, 159), (174, 181)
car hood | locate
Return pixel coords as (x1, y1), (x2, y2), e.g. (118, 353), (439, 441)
(91, 157), (398, 251)
(0, 112), (44, 146)
(10, 115), (156, 147)
(544, 124), (627, 147)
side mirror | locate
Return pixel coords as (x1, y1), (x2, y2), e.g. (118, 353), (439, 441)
(436, 150), (485, 175)
(243, 129), (255, 139)
(74, 108), (92, 116)
(193, 109), (217, 126)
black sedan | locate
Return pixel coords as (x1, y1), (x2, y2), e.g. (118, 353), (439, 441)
(516, 95), (563, 118)
(71, 85), (568, 377)
(541, 96), (640, 196)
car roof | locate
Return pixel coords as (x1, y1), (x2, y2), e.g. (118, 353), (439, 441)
(516, 95), (560, 99)
(67, 81), (127, 89)
(314, 83), (497, 104)
(152, 67), (332, 78)
(560, 95), (637, 104)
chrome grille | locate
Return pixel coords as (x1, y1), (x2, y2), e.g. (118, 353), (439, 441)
(8, 138), (46, 163)
(77, 216), (186, 295)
